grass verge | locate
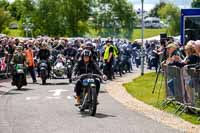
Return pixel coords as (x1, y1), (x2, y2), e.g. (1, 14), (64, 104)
(131, 28), (166, 41)
(123, 72), (200, 125)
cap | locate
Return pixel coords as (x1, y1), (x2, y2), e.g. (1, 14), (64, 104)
(166, 43), (177, 49)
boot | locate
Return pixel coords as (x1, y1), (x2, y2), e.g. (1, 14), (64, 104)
(75, 96), (81, 106)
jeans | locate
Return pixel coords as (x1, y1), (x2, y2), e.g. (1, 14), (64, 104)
(27, 66), (37, 82)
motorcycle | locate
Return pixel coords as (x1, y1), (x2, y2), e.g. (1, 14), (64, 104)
(39, 60), (48, 85)
(113, 57), (123, 76)
(135, 49), (141, 68)
(65, 57), (73, 83)
(12, 64), (27, 89)
(73, 74), (103, 116)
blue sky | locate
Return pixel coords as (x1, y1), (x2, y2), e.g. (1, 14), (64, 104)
(128, 0), (193, 11)
(8, 0), (193, 11)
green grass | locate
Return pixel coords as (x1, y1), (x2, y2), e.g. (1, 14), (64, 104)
(88, 28), (166, 41)
(123, 72), (200, 125)
(7, 29), (23, 37)
(131, 28), (166, 41)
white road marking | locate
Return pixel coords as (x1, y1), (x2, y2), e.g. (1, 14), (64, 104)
(26, 96), (40, 101)
(67, 96), (73, 100)
(48, 89), (68, 97)
(46, 96), (61, 99)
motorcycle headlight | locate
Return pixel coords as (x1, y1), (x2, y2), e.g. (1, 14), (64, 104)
(68, 65), (71, 68)
(82, 79), (89, 86)
(17, 69), (24, 74)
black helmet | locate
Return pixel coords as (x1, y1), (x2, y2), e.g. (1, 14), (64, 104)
(82, 49), (92, 57)
(85, 42), (93, 48)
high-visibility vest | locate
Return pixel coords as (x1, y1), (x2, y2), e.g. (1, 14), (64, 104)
(104, 45), (117, 60)
(113, 45), (119, 57)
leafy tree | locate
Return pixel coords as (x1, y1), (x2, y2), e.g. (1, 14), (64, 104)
(149, 2), (166, 17)
(32, 0), (90, 37)
(8, 0), (25, 21)
(92, 0), (136, 38)
(63, 0), (90, 36)
(158, 3), (180, 35)
(191, 0), (200, 8)
(0, 8), (11, 32)
(0, 0), (9, 10)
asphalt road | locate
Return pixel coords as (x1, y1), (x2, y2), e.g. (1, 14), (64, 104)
(0, 76), (180, 133)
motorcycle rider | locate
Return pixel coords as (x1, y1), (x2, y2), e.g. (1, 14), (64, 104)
(72, 49), (106, 106)
(11, 46), (27, 85)
(64, 42), (77, 65)
(37, 41), (51, 77)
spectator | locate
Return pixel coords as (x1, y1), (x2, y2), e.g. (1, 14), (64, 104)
(165, 42), (181, 65)
(194, 40), (200, 56)
(172, 41), (200, 67)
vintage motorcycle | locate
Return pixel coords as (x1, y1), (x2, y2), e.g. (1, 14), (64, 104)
(39, 60), (48, 85)
(12, 64), (27, 89)
(73, 73), (103, 116)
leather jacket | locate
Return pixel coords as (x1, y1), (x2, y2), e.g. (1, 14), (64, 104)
(73, 60), (103, 76)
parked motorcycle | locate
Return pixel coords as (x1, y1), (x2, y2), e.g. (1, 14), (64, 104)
(135, 49), (141, 68)
(65, 57), (73, 83)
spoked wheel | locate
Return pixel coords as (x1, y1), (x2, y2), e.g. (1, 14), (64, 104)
(41, 70), (47, 85)
(67, 70), (72, 83)
(17, 84), (22, 90)
(42, 79), (46, 85)
(89, 88), (97, 116)
(17, 75), (23, 90)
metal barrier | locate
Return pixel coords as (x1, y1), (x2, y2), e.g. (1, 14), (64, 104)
(163, 65), (200, 115)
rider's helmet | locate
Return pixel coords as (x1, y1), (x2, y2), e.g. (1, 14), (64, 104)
(16, 45), (23, 51)
(85, 42), (93, 50)
(82, 49), (92, 57)
(42, 41), (48, 48)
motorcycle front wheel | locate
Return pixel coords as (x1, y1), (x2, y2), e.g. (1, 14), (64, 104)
(17, 75), (23, 89)
(41, 70), (47, 85)
(89, 87), (97, 116)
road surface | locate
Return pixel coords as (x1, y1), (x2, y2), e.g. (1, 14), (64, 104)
(0, 76), (180, 133)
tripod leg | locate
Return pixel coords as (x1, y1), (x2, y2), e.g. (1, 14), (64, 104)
(157, 74), (164, 105)
(152, 65), (161, 94)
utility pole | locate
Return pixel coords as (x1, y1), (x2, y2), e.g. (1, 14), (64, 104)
(141, 0), (144, 76)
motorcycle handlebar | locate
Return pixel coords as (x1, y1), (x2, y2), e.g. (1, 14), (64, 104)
(73, 73), (103, 81)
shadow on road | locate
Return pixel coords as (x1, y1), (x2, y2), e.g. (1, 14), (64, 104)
(40, 82), (70, 86)
(80, 111), (116, 119)
(95, 113), (116, 118)
(2, 88), (33, 95)
(99, 90), (107, 93)
(4, 91), (22, 95)
(0, 85), (8, 88)
(13, 88), (34, 91)
(0, 90), (7, 95)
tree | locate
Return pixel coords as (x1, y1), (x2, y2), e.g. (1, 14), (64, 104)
(32, 0), (90, 37)
(191, 0), (200, 8)
(149, 2), (166, 17)
(63, 0), (90, 36)
(0, 8), (11, 32)
(158, 3), (180, 35)
(92, 0), (136, 38)
(0, 0), (9, 10)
